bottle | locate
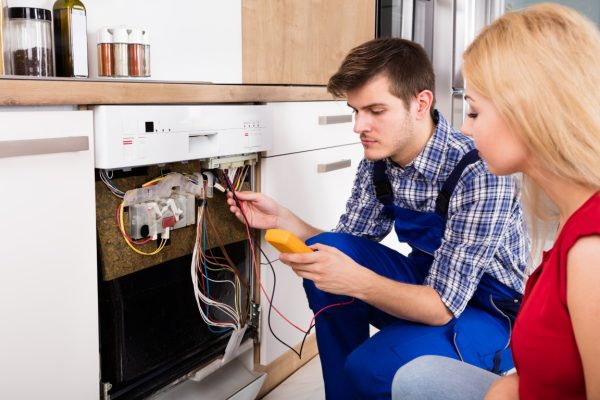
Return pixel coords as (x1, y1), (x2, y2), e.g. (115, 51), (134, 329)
(127, 28), (142, 77)
(97, 27), (112, 77)
(7, 7), (53, 76)
(110, 26), (128, 77)
(53, 0), (88, 77)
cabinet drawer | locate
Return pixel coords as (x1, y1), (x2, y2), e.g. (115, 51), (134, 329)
(266, 101), (357, 156)
(258, 143), (363, 364)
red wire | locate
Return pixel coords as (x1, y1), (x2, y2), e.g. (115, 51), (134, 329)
(239, 197), (355, 335)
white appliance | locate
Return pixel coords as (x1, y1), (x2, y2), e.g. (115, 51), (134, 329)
(93, 104), (272, 169)
(92, 104), (271, 399)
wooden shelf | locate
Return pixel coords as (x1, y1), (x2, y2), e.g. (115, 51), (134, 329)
(0, 77), (336, 106)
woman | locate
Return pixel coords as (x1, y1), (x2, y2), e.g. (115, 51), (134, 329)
(392, 3), (600, 399)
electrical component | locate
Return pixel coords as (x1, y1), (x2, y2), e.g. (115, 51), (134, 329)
(123, 172), (203, 240)
(202, 171), (214, 198)
(128, 193), (195, 240)
(201, 153), (258, 170)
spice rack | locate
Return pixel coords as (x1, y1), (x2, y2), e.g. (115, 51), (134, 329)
(97, 26), (150, 78)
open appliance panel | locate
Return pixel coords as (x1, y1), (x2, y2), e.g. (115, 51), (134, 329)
(93, 105), (271, 400)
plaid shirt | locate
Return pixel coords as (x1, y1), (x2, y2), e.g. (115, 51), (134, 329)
(335, 112), (530, 317)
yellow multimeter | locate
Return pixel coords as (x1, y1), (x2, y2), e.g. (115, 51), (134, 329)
(264, 229), (313, 254)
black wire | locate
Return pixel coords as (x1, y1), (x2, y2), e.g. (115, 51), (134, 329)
(221, 171), (314, 359)
(261, 248), (314, 359)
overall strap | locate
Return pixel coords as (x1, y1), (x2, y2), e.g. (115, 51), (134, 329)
(435, 149), (480, 217)
(373, 160), (394, 206)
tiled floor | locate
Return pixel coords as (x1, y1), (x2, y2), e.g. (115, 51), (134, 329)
(261, 356), (325, 400)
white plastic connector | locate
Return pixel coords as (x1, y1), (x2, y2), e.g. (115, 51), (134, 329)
(202, 171), (215, 198)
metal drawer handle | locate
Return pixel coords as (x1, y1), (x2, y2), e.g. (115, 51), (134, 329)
(317, 159), (351, 173)
(0, 136), (89, 159)
(318, 114), (352, 125)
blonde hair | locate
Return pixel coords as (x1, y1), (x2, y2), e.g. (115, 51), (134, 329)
(463, 3), (600, 258)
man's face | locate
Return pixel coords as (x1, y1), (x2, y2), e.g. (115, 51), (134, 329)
(346, 74), (417, 165)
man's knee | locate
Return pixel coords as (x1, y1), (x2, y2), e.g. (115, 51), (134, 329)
(343, 342), (393, 398)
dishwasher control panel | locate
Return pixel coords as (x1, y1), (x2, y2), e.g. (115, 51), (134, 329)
(93, 104), (272, 169)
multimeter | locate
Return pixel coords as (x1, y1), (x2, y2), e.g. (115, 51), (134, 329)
(264, 229), (313, 253)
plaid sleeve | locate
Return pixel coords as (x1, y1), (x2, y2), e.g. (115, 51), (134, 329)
(425, 163), (520, 317)
(334, 159), (394, 240)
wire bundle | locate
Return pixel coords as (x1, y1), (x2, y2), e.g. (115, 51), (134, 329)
(191, 201), (249, 331)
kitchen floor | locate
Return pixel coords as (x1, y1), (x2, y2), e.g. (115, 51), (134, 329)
(261, 356), (325, 400)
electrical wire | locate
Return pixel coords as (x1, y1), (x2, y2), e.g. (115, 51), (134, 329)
(117, 202), (167, 255)
(99, 169), (125, 198)
(223, 173), (356, 358)
(191, 201), (245, 331)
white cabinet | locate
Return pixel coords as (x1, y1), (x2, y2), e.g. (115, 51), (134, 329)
(258, 101), (362, 365)
(0, 111), (99, 399)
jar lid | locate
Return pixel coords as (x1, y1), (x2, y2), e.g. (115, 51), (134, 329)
(8, 7), (52, 22)
(141, 29), (150, 45)
(97, 27), (113, 44)
(127, 28), (143, 44)
(110, 27), (129, 44)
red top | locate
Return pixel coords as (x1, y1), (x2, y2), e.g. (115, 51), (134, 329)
(511, 193), (600, 399)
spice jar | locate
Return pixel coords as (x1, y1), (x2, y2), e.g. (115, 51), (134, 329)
(6, 7), (53, 76)
(97, 26), (112, 77)
(127, 28), (142, 77)
(110, 26), (128, 77)
(141, 29), (150, 77)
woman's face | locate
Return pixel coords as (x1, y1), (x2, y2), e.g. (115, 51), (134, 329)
(461, 89), (530, 175)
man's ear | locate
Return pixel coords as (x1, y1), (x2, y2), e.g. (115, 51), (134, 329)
(414, 90), (434, 119)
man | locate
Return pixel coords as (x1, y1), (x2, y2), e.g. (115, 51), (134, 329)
(227, 38), (529, 399)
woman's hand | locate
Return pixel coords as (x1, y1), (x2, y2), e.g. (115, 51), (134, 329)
(484, 373), (519, 400)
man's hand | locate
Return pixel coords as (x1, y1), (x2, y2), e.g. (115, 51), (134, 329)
(226, 190), (323, 241)
(279, 243), (372, 296)
(226, 191), (281, 230)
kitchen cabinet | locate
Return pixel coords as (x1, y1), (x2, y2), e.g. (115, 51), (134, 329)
(242, 0), (376, 84)
(0, 110), (99, 399)
(258, 101), (362, 367)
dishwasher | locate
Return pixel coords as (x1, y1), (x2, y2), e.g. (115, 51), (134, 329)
(92, 104), (272, 400)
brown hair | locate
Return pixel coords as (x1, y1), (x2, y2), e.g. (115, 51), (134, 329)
(328, 37), (436, 113)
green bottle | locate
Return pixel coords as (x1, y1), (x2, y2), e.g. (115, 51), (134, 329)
(53, 0), (88, 77)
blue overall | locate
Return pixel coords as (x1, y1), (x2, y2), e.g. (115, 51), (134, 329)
(304, 150), (522, 400)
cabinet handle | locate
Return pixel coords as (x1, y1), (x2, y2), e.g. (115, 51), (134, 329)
(317, 159), (351, 173)
(0, 136), (89, 159)
(318, 114), (352, 125)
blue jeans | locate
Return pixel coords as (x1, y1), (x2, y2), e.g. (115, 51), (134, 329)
(392, 355), (501, 400)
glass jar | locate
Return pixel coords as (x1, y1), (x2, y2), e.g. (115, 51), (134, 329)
(141, 29), (150, 77)
(127, 28), (142, 77)
(6, 7), (53, 76)
(110, 26), (128, 77)
(97, 26), (113, 77)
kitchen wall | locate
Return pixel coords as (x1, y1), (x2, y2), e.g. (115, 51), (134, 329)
(6, 0), (242, 82)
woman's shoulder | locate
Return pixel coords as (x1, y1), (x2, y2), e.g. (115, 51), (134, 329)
(560, 192), (600, 249)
